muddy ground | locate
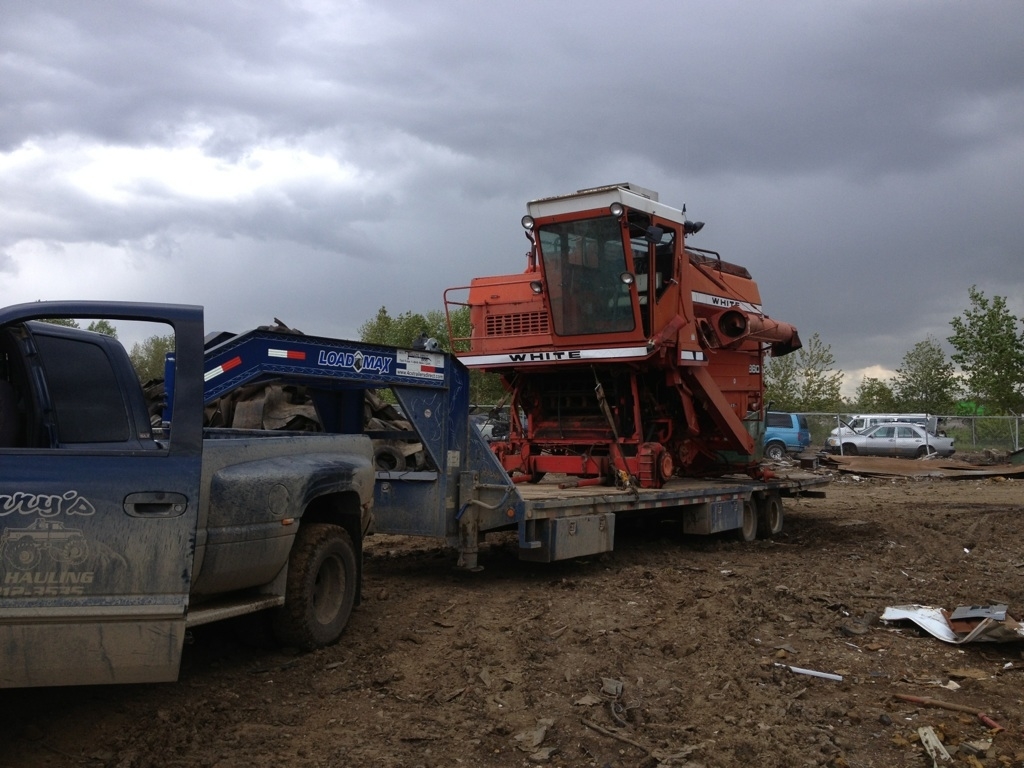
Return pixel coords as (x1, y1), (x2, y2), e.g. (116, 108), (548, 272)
(3, 468), (1024, 768)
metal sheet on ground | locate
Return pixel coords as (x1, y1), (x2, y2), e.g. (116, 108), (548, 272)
(823, 455), (1024, 479)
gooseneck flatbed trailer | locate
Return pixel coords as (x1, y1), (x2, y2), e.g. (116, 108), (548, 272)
(197, 325), (826, 569)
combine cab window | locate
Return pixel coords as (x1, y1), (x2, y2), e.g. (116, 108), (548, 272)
(537, 216), (635, 336)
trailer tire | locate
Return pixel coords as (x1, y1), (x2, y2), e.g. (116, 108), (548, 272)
(735, 499), (758, 542)
(756, 492), (784, 538)
(273, 524), (357, 650)
(764, 441), (787, 462)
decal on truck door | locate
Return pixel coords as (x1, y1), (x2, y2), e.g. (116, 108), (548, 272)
(0, 489), (97, 518)
(0, 490), (126, 597)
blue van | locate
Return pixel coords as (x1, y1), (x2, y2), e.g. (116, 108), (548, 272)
(764, 412), (811, 461)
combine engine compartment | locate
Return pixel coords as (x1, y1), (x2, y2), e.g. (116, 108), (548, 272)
(445, 183), (801, 488)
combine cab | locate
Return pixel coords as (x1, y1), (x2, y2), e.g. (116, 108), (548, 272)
(445, 183), (801, 488)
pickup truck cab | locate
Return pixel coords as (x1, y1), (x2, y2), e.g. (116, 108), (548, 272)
(0, 302), (375, 688)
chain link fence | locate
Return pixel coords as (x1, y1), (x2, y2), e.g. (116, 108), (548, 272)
(801, 413), (1022, 456)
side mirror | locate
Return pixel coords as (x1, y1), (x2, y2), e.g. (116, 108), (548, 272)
(644, 226), (664, 243)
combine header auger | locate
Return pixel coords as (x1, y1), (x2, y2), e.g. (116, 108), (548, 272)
(445, 183), (801, 489)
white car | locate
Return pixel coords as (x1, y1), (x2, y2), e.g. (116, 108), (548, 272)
(826, 422), (954, 458)
(829, 413), (937, 437)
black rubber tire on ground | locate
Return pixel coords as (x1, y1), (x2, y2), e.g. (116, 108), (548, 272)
(764, 441), (787, 462)
(756, 492), (784, 538)
(273, 524), (357, 650)
(735, 499), (758, 542)
(374, 445), (406, 471)
(842, 444), (858, 456)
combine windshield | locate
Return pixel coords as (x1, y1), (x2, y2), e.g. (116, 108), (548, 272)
(537, 216), (635, 336)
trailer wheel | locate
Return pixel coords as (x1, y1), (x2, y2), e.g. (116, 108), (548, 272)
(273, 524), (357, 650)
(756, 492), (784, 538)
(764, 441), (787, 462)
(735, 499), (758, 542)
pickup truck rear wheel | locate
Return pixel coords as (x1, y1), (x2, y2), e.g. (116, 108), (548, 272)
(274, 524), (357, 650)
(764, 441), (787, 462)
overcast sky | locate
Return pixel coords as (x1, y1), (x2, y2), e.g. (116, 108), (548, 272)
(3, 1), (1022, 393)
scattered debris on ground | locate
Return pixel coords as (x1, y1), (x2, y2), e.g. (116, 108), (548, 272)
(3, 476), (1023, 766)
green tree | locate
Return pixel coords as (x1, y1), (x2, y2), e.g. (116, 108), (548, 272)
(763, 352), (799, 411)
(948, 286), (1024, 414)
(763, 333), (843, 412)
(359, 306), (449, 349)
(40, 318), (117, 337)
(130, 334), (175, 383)
(358, 306), (504, 404)
(86, 319), (118, 337)
(852, 376), (896, 411)
(891, 337), (959, 414)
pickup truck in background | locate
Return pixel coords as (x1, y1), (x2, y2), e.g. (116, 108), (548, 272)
(0, 301), (375, 688)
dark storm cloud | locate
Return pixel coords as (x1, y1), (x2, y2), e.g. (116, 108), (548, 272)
(1, 0), (1022, 385)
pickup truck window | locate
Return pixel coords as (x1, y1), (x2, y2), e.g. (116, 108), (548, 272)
(34, 334), (132, 443)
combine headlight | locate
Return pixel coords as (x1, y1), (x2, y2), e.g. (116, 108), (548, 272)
(609, 202), (624, 218)
(619, 272), (635, 285)
(529, 280), (544, 294)
(521, 215), (535, 230)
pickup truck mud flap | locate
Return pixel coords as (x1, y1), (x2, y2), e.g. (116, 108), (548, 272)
(518, 513), (615, 562)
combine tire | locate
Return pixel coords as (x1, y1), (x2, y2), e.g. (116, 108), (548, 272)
(274, 524), (357, 650)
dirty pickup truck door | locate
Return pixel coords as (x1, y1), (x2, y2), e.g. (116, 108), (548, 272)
(0, 302), (204, 688)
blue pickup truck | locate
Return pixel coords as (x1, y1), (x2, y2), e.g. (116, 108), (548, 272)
(0, 301), (377, 688)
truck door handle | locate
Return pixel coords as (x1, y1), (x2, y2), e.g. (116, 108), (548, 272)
(124, 492), (189, 518)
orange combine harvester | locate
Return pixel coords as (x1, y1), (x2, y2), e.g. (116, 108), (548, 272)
(444, 183), (801, 488)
